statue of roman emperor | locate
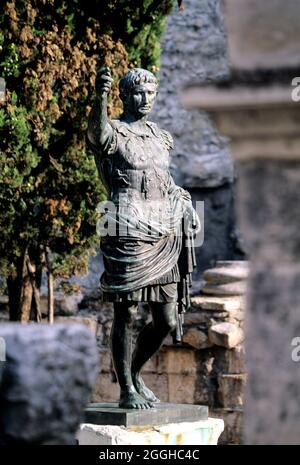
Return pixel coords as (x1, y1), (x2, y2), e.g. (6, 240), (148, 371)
(87, 67), (199, 409)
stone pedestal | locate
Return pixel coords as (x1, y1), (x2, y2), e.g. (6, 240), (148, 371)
(78, 419), (224, 446)
(78, 402), (223, 445)
(85, 402), (208, 427)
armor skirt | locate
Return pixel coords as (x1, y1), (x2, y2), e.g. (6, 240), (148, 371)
(101, 264), (180, 303)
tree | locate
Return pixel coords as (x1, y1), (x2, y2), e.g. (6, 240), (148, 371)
(0, 0), (175, 321)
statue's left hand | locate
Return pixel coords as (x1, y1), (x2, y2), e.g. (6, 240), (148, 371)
(96, 66), (113, 96)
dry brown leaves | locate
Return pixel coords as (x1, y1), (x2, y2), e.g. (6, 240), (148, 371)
(4, 0), (129, 141)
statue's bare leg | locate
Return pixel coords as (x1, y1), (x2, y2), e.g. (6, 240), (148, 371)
(111, 302), (154, 409)
(131, 302), (177, 402)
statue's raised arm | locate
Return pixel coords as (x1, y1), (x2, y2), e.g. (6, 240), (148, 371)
(87, 66), (114, 150)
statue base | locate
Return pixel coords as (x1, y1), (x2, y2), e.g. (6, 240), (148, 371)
(78, 403), (224, 445)
(84, 402), (208, 427)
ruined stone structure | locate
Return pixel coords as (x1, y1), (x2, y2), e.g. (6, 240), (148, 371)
(183, 0), (300, 446)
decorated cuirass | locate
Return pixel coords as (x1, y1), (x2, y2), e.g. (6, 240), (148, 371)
(98, 120), (174, 200)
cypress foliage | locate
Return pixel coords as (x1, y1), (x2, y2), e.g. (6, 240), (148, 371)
(0, 0), (175, 320)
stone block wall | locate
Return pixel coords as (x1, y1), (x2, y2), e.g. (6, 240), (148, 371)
(87, 287), (246, 445)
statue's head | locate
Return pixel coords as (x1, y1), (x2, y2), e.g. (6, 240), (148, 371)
(119, 68), (158, 118)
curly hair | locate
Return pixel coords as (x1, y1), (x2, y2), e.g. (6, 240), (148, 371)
(119, 68), (157, 101)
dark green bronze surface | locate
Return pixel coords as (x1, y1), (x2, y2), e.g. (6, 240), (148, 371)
(87, 67), (199, 409)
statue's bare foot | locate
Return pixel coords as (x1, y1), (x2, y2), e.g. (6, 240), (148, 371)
(133, 373), (160, 403)
(119, 390), (154, 409)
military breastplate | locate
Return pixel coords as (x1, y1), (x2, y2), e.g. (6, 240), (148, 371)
(101, 120), (173, 204)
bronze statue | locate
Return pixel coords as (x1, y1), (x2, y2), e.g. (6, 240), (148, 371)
(87, 67), (199, 409)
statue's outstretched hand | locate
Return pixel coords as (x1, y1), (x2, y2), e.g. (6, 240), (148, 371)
(96, 66), (113, 96)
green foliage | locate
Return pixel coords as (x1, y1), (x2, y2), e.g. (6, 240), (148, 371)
(0, 43), (20, 77)
(0, 0), (174, 280)
(95, 0), (175, 71)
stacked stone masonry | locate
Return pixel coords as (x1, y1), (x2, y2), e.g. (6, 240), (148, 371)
(85, 261), (248, 445)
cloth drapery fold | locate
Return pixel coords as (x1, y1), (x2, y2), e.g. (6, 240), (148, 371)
(99, 186), (197, 342)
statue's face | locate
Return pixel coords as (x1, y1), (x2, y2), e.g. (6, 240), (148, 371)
(127, 82), (157, 117)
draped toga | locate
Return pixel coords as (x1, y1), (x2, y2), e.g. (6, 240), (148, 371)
(88, 118), (198, 341)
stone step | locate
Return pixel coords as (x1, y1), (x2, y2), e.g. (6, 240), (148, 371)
(215, 260), (249, 268)
(191, 295), (244, 312)
(202, 281), (247, 296)
(183, 328), (213, 349)
(184, 311), (229, 326)
(208, 322), (244, 349)
(203, 265), (249, 284)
